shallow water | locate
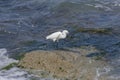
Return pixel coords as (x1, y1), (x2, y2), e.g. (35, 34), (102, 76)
(0, 0), (120, 80)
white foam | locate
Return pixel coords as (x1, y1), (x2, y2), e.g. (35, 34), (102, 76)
(94, 4), (104, 8)
(114, 0), (120, 6)
(0, 48), (18, 69)
(94, 66), (112, 80)
(0, 48), (32, 80)
(0, 67), (30, 80)
(94, 4), (112, 11)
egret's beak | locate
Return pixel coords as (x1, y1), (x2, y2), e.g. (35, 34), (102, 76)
(67, 31), (69, 34)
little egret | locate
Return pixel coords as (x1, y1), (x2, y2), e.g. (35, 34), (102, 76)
(46, 30), (69, 42)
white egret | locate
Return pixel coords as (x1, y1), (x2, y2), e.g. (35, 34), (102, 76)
(46, 30), (69, 42)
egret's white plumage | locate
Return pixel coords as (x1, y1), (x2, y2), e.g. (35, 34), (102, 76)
(46, 30), (69, 42)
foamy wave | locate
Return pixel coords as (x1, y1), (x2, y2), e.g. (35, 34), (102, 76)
(0, 48), (32, 80)
(94, 66), (112, 80)
(86, 3), (112, 11)
(112, 0), (120, 6)
(0, 67), (30, 80)
(0, 48), (18, 69)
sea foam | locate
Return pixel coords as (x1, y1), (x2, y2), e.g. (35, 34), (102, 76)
(0, 48), (30, 80)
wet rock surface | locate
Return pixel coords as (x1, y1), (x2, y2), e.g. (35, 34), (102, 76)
(19, 46), (111, 80)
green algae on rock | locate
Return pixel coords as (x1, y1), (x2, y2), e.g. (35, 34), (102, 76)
(76, 27), (112, 34)
(1, 63), (18, 70)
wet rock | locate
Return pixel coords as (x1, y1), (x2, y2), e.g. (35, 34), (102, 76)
(19, 46), (109, 80)
(19, 50), (78, 79)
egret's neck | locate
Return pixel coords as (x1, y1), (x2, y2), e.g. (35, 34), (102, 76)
(61, 32), (67, 38)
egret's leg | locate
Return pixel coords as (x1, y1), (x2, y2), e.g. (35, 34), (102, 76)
(56, 42), (58, 49)
(46, 42), (50, 49)
(59, 41), (64, 49)
(52, 41), (57, 49)
(56, 40), (59, 49)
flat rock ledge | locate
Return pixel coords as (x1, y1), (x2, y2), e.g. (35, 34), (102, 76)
(18, 46), (107, 80)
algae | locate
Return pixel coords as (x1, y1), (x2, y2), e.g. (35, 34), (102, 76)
(1, 63), (18, 70)
(76, 27), (112, 34)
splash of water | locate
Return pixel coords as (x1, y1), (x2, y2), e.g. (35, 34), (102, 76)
(0, 48), (18, 69)
(0, 67), (30, 80)
(0, 48), (32, 80)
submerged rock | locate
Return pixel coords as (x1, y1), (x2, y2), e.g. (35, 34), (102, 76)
(19, 46), (110, 80)
(76, 27), (112, 34)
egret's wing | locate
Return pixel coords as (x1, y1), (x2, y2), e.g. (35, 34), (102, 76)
(46, 31), (61, 39)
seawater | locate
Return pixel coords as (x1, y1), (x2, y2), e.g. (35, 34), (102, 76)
(0, 0), (120, 80)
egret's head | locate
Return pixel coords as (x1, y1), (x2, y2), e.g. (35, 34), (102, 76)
(63, 30), (69, 34)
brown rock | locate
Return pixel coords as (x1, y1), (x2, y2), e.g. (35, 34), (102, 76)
(19, 46), (108, 80)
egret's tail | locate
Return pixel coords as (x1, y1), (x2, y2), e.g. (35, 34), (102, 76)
(46, 36), (49, 40)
